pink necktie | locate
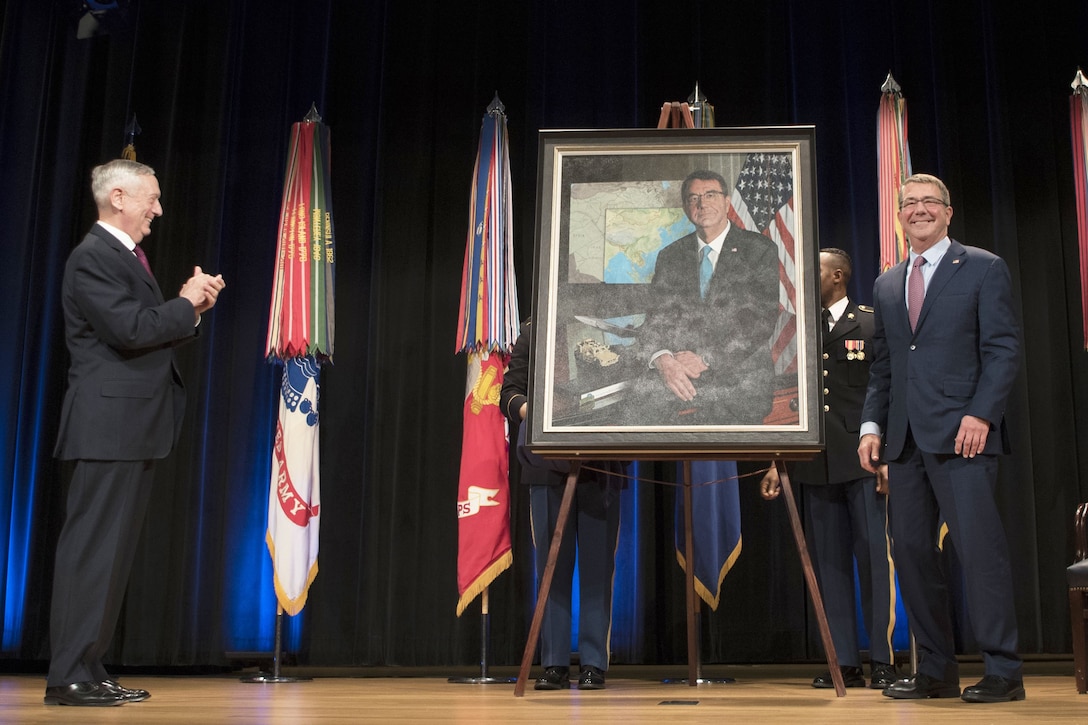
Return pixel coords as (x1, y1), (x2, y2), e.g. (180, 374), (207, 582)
(133, 244), (155, 280)
(908, 255), (925, 331)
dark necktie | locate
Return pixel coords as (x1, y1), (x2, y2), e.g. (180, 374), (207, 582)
(133, 244), (155, 280)
(908, 255), (925, 331)
(822, 308), (832, 333)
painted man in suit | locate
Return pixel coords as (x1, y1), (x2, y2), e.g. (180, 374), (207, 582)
(46, 159), (225, 706)
(858, 173), (1023, 703)
(633, 169), (780, 425)
(501, 320), (622, 691)
(762, 248), (898, 690)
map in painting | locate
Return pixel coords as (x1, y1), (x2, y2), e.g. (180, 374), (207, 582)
(568, 181), (694, 283)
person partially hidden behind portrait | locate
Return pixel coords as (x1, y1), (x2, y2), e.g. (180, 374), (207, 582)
(502, 320), (624, 691)
(629, 169), (780, 425)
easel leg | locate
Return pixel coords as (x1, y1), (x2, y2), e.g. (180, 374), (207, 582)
(682, 461), (698, 686)
(775, 460), (846, 697)
(514, 461), (581, 697)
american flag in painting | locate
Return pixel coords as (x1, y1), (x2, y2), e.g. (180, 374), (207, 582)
(728, 152), (797, 375)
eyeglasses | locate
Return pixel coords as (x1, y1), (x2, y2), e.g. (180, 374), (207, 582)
(899, 196), (947, 211)
(684, 189), (725, 206)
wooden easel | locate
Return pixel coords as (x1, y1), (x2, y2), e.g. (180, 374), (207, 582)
(512, 456), (844, 697)
(657, 100), (697, 130)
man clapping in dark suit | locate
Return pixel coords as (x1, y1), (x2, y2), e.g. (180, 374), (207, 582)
(46, 159), (225, 706)
(858, 173), (1023, 703)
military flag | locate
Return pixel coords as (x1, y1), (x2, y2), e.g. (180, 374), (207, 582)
(455, 96), (519, 615)
(264, 105), (334, 615)
(674, 460), (742, 610)
(878, 72), (913, 273)
(1071, 68), (1088, 350)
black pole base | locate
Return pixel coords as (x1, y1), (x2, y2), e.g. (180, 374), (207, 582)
(446, 675), (516, 684)
(240, 673), (313, 683)
(661, 676), (737, 685)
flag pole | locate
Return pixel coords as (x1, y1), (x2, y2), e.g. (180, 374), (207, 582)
(447, 587), (514, 684)
(240, 606), (312, 683)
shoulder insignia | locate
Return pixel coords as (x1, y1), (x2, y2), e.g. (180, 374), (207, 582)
(858, 305), (874, 313)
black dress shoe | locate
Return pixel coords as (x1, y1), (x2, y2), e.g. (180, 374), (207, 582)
(44, 681), (125, 706)
(882, 672), (961, 699)
(578, 665), (606, 690)
(960, 674), (1026, 703)
(869, 662), (899, 689)
(101, 679), (151, 702)
(812, 665), (865, 688)
(534, 666), (570, 690)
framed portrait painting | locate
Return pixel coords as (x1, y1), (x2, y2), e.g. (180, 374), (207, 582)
(525, 126), (823, 459)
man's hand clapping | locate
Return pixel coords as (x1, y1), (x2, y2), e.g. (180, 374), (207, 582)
(179, 265), (226, 318)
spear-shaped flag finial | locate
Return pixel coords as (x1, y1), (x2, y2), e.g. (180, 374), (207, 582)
(1073, 68), (1088, 95)
(881, 71), (902, 95)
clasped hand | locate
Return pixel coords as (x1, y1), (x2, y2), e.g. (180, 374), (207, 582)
(655, 351), (708, 402)
(179, 265), (226, 316)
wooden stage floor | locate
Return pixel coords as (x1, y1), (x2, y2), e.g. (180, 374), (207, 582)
(1, 661), (1083, 723)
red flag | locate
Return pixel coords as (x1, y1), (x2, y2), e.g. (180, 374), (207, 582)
(454, 98), (518, 615)
(455, 351), (512, 615)
(1071, 69), (1088, 350)
(878, 72), (913, 273)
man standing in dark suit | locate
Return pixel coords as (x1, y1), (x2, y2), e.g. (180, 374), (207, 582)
(859, 173), (1023, 703)
(761, 248), (898, 690)
(46, 159), (225, 706)
(634, 169), (780, 425)
(501, 320), (622, 691)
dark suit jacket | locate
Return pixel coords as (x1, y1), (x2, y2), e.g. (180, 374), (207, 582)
(500, 321), (624, 486)
(54, 223), (198, 461)
(500, 321), (560, 486)
(861, 239), (1020, 461)
(637, 225), (780, 423)
(792, 300), (874, 485)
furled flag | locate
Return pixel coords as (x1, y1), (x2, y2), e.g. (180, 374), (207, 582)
(674, 460), (742, 610)
(121, 113), (140, 160)
(1070, 68), (1088, 350)
(267, 357), (322, 615)
(728, 151), (797, 375)
(264, 105), (335, 615)
(455, 95), (519, 616)
(878, 72), (913, 273)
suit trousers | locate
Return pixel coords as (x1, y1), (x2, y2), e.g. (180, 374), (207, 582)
(48, 459), (155, 686)
(529, 477), (620, 671)
(802, 477), (895, 668)
(887, 434), (1021, 683)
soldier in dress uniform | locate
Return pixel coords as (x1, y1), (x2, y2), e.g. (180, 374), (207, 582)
(761, 247), (898, 689)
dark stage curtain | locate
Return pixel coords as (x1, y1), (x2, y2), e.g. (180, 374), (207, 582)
(1, 0), (1086, 669)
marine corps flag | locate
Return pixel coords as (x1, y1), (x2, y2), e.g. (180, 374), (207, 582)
(455, 96), (519, 615)
(264, 105), (335, 615)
